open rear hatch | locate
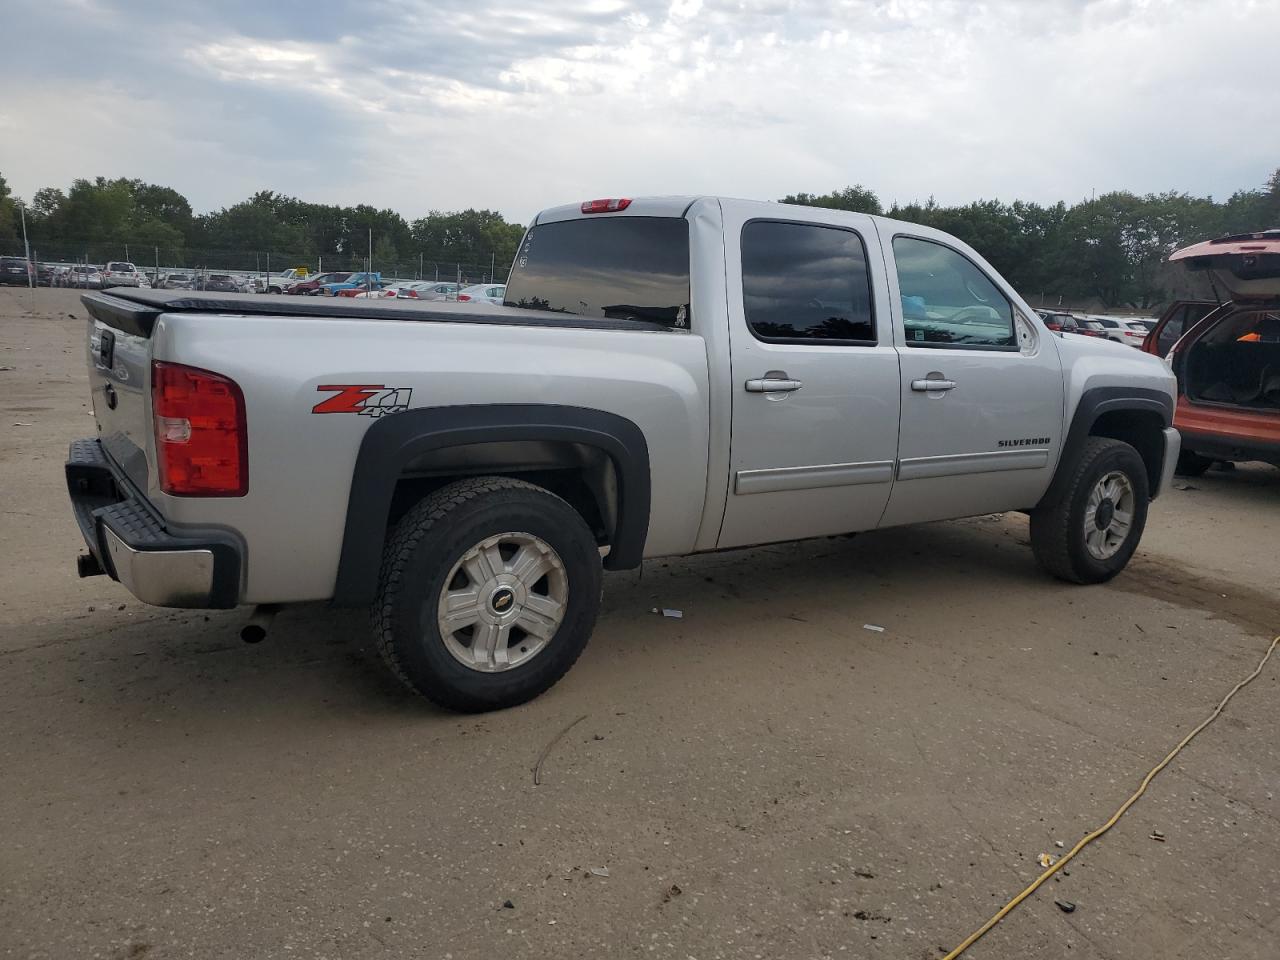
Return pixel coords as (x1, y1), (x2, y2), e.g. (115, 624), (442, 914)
(1169, 229), (1280, 302)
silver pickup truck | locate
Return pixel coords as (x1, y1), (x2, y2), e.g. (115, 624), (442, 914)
(67, 195), (1179, 711)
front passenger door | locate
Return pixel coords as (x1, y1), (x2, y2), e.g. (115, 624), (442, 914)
(881, 234), (1065, 526)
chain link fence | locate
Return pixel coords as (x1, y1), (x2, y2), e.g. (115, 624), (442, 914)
(0, 237), (509, 287)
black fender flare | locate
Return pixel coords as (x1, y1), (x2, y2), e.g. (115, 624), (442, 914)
(1038, 386), (1174, 507)
(332, 404), (650, 605)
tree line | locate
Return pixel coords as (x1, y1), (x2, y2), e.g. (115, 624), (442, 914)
(782, 170), (1279, 309)
(0, 173), (526, 278)
(3, 167), (1278, 305)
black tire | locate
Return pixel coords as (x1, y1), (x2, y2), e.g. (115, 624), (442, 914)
(1030, 437), (1149, 584)
(1175, 449), (1213, 477)
(372, 476), (602, 712)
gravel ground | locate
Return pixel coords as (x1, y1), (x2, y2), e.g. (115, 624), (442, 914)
(1, 287), (1278, 960)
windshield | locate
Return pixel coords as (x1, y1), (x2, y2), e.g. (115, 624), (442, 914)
(504, 216), (691, 328)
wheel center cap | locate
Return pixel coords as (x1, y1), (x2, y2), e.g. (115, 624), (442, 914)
(489, 587), (517, 615)
(1095, 499), (1115, 529)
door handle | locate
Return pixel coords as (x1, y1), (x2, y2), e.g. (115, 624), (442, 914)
(745, 376), (804, 393)
(742, 371), (798, 394)
(910, 378), (957, 392)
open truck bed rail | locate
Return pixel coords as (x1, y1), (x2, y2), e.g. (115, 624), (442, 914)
(82, 289), (673, 338)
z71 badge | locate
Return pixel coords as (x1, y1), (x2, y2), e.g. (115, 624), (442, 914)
(313, 384), (412, 417)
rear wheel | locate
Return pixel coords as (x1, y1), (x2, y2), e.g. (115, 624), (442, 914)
(1031, 437), (1149, 584)
(372, 476), (602, 712)
(1175, 449), (1213, 477)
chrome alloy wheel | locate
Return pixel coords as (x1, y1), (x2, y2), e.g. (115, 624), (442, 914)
(1083, 470), (1136, 561)
(436, 532), (568, 672)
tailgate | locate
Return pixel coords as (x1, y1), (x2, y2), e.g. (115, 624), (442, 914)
(84, 293), (156, 492)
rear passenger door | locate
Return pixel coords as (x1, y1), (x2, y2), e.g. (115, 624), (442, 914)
(881, 233), (1065, 526)
(718, 209), (901, 548)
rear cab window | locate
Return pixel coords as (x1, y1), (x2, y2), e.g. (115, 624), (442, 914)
(504, 217), (690, 328)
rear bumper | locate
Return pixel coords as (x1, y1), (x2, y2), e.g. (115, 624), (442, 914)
(66, 439), (242, 608)
(1175, 396), (1280, 465)
(1179, 429), (1280, 466)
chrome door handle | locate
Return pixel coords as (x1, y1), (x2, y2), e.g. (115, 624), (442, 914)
(745, 376), (804, 393)
(910, 378), (957, 392)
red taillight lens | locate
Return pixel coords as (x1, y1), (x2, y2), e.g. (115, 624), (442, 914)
(580, 198), (632, 214)
(457, 294), (471, 301)
(152, 361), (248, 497)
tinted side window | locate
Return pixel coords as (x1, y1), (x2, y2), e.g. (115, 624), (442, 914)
(741, 221), (875, 343)
(893, 237), (1015, 349)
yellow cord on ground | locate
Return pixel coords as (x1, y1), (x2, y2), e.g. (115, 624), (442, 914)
(942, 633), (1280, 960)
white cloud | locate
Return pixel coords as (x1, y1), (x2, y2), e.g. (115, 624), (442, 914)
(0, 0), (1277, 221)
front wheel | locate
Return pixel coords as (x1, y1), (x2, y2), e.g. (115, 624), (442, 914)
(372, 476), (602, 712)
(1030, 437), (1149, 584)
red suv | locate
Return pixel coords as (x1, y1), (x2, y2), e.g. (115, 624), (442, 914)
(1144, 230), (1280, 474)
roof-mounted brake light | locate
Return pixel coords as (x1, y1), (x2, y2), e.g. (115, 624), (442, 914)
(581, 198), (632, 214)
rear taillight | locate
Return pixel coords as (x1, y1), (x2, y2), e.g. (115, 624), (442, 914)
(152, 361), (248, 497)
(457, 294), (471, 301)
(581, 198), (632, 214)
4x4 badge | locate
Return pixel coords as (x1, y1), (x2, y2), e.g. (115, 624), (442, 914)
(312, 384), (412, 418)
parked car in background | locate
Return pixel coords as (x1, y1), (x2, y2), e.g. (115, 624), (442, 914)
(36, 263), (57, 286)
(197, 274), (240, 293)
(100, 262), (140, 289)
(457, 282), (506, 304)
(352, 285), (402, 299)
(396, 281), (460, 301)
(1146, 230), (1280, 474)
(286, 272), (350, 295)
(320, 272), (381, 296)
(160, 273), (194, 290)
(1036, 310), (1106, 338)
(0, 255), (35, 286)
(67, 265), (102, 288)
(1084, 316), (1149, 347)
(253, 269), (310, 294)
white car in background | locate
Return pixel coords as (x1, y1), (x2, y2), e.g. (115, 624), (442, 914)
(353, 285), (402, 299)
(1088, 316), (1149, 348)
(100, 262), (140, 289)
(456, 283), (506, 305)
(396, 281), (461, 301)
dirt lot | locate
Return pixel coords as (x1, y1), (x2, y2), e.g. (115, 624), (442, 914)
(1, 286), (1278, 960)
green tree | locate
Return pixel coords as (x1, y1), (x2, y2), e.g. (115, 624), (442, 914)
(780, 184), (883, 215)
(0, 172), (18, 242)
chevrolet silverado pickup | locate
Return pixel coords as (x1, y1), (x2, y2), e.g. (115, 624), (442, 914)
(67, 196), (1180, 711)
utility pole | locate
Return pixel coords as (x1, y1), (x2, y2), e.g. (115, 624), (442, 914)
(155, 246), (159, 287)
(368, 227), (373, 293)
(17, 201), (32, 290)
(491, 252), (495, 285)
(419, 251), (423, 281)
(125, 242), (130, 263)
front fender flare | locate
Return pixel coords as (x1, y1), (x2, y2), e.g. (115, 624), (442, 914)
(1037, 386), (1175, 508)
(331, 404), (651, 606)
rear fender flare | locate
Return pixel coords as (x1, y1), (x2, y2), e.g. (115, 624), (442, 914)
(332, 404), (650, 605)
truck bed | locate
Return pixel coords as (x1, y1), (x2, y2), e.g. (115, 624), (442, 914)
(83, 288), (673, 338)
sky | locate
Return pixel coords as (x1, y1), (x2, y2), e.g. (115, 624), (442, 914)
(2, 0), (1278, 223)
